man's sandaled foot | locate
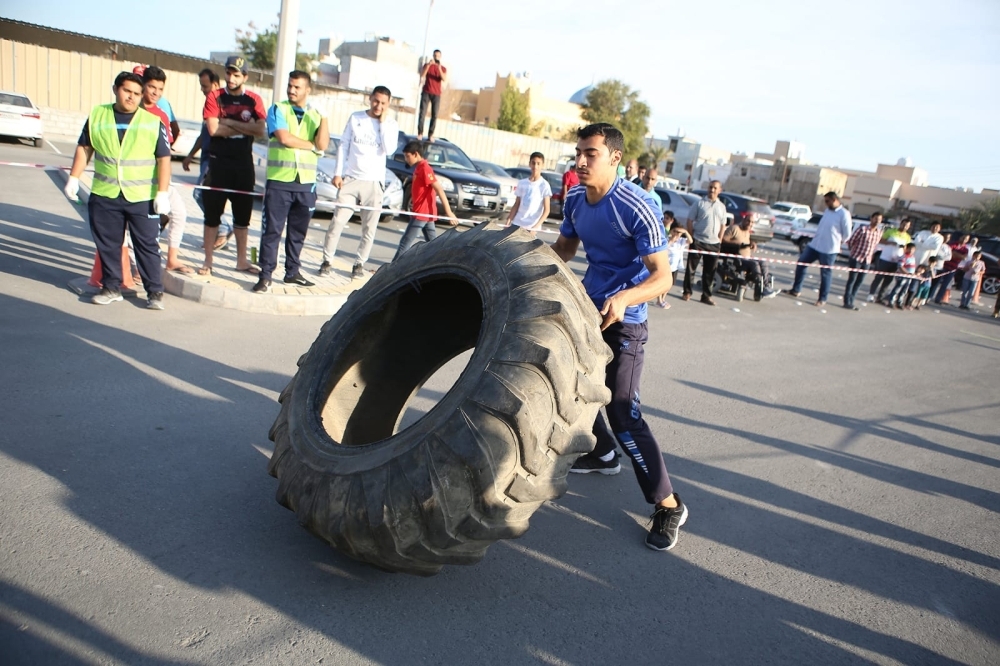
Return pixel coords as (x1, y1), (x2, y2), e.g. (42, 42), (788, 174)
(236, 265), (261, 275)
(169, 265), (195, 275)
(197, 266), (213, 276)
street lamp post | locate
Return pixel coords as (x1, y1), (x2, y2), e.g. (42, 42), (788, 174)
(420, 0), (435, 65)
(272, 0), (301, 106)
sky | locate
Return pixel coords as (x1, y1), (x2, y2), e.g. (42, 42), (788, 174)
(4, 0), (1000, 191)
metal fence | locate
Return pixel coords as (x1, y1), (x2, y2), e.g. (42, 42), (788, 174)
(1, 39), (576, 169)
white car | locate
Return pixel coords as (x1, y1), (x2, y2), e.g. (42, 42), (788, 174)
(0, 91), (43, 147)
(252, 137), (404, 221)
(771, 201), (812, 238)
(472, 160), (518, 209)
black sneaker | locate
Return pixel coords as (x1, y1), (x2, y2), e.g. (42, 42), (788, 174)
(351, 263), (365, 279)
(318, 261), (331, 277)
(283, 273), (315, 287)
(145, 291), (164, 310)
(570, 452), (621, 475)
(92, 287), (123, 305)
(252, 278), (271, 293)
(646, 495), (688, 551)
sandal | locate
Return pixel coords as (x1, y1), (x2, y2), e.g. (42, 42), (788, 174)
(197, 266), (212, 276)
(170, 265), (195, 275)
(235, 265), (260, 275)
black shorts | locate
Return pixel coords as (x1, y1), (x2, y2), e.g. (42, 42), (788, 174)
(202, 160), (256, 228)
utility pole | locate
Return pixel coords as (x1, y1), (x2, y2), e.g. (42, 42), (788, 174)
(420, 0), (435, 65)
(273, 0), (301, 107)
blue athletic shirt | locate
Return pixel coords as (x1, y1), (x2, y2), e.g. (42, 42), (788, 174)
(560, 178), (667, 324)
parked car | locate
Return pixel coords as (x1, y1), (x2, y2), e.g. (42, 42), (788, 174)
(790, 213), (867, 260)
(691, 190), (774, 243)
(389, 134), (504, 220)
(252, 137), (404, 222)
(505, 167), (565, 218)
(653, 188), (700, 226)
(472, 160), (518, 210)
(170, 119), (203, 160)
(0, 91), (43, 146)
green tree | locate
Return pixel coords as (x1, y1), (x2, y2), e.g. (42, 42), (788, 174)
(495, 85), (532, 135)
(234, 22), (314, 73)
(580, 80), (651, 160)
(957, 197), (1000, 235)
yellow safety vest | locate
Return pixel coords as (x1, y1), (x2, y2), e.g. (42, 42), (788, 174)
(88, 104), (160, 202)
(266, 102), (322, 184)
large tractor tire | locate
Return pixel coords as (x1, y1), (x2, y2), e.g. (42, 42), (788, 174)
(267, 223), (612, 575)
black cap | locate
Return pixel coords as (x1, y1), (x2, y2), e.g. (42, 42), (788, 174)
(225, 56), (248, 74)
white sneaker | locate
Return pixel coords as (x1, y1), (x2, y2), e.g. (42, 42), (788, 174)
(866, 294), (875, 303)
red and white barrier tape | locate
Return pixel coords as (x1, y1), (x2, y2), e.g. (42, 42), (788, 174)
(0, 160), (966, 283)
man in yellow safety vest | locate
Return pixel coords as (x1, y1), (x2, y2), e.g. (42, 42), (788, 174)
(253, 70), (329, 293)
(65, 70), (173, 309)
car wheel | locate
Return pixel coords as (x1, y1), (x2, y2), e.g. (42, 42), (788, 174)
(267, 223), (612, 575)
(33, 138), (42, 148)
(736, 285), (745, 302)
(982, 276), (1000, 295)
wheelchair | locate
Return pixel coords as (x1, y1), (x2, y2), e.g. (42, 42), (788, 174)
(712, 255), (772, 302)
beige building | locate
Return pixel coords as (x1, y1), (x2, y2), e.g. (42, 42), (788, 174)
(842, 160), (997, 221)
(724, 161), (848, 211)
(474, 73), (583, 140)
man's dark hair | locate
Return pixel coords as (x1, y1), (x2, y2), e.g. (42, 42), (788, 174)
(824, 191), (839, 200)
(403, 139), (424, 156)
(664, 210), (676, 221)
(198, 68), (220, 84)
(114, 71), (144, 89)
(372, 85), (392, 99)
(901, 216), (912, 223)
(577, 123), (625, 155)
(905, 242), (916, 250)
(433, 49), (441, 55)
(289, 70), (311, 84)
(871, 210), (884, 218)
(529, 151), (544, 163)
(142, 66), (166, 84)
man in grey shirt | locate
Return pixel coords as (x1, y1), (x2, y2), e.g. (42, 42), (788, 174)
(683, 180), (727, 305)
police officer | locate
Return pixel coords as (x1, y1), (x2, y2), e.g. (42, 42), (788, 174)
(253, 70), (329, 293)
(65, 70), (172, 310)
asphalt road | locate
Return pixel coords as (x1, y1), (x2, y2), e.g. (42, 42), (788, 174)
(1, 137), (998, 665)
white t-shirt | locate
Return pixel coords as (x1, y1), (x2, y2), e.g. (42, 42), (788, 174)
(336, 110), (399, 183)
(511, 177), (552, 228)
(913, 230), (944, 267)
(667, 236), (688, 272)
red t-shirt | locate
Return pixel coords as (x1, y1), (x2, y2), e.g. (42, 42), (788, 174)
(410, 160), (438, 222)
(202, 88), (266, 162)
(144, 103), (173, 144)
(561, 169), (579, 195)
(422, 63), (446, 96)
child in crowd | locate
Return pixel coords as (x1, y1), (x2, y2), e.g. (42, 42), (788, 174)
(959, 249), (985, 310)
(910, 264), (933, 310)
(657, 216), (691, 309)
(883, 242), (917, 309)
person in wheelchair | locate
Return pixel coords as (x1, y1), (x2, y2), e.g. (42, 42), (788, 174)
(720, 216), (780, 300)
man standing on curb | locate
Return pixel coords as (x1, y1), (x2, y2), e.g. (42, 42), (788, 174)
(64, 71), (172, 310)
(787, 191), (852, 307)
(183, 68), (233, 250)
(683, 179), (726, 305)
(253, 70), (329, 294)
(552, 122), (688, 552)
(201, 56), (266, 276)
(417, 50), (447, 142)
(842, 211), (884, 310)
(319, 85), (399, 280)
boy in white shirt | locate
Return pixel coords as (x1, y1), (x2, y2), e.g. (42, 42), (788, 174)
(506, 152), (552, 233)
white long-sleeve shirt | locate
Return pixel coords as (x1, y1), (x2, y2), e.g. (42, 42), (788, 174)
(913, 230), (944, 266)
(335, 110), (399, 183)
(808, 205), (852, 254)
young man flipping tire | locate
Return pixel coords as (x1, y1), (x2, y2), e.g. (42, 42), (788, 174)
(553, 123), (688, 552)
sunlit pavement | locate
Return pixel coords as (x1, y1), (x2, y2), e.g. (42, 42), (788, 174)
(1, 137), (998, 665)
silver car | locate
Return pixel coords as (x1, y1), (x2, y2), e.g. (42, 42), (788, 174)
(252, 137), (404, 221)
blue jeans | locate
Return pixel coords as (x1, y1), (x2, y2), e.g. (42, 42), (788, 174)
(791, 245), (836, 301)
(961, 277), (978, 308)
(843, 257), (869, 307)
(932, 274), (951, 303)
(393, 220), (438, 260)
(887, 276), (913, 305)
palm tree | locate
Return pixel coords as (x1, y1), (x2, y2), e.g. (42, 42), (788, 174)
(642, 144), (669, 171)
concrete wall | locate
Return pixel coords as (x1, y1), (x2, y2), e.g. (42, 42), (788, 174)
(1, 38), (575, 169)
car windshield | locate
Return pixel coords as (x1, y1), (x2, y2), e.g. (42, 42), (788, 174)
(679, 193), (701, 206)
(748, 201), (773, 215)
(541, 172), (562, 191)
(424, 143), (476, 171)
(771, 203), (792, 213)
(475, 161), (509, 178)
(0, 93), (32, 108)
